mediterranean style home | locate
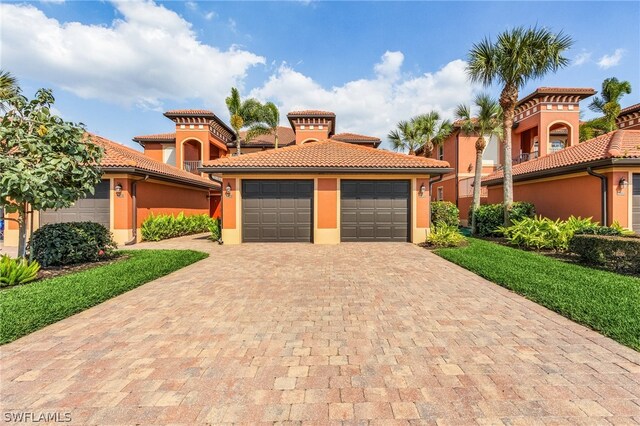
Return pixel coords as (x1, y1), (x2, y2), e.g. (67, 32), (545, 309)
(424, 87), (640, 234)
(4, 109), (449, 246)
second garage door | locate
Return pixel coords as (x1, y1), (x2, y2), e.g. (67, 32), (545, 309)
(341, 180), (410, 242)
(242, 180), (313, 242)
(633, 174), (640, 235)
(40, 180), (110, 228)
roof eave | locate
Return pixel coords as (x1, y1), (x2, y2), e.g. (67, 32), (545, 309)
(100, 166), (220, 189)
(199, 166), (453, 175)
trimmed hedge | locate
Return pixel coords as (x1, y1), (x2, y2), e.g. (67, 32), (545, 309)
(141, 213), (216, 241)
(569, 234), (640, 274)
(29, 222), (117, 267)
(431, 201), (459, 228)
(472, 202), (536, 236)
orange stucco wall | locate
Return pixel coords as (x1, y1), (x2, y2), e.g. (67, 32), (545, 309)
(222, 178), (237, 229)
(317, 178), (337, 228)
(143, 143), (164, 162)
(114, 178), (133, 229)
(416, 178), (431, 228)
(295, 129), (330, 144)
(136, 181), (209, 227)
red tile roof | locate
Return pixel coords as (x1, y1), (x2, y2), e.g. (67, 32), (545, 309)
(201, 139), (450, 171)
(331, 133), (381, 144)
(287, 110), (335, 116)
(234, 126), (296, 147)
(132, 132), (176, 143)
(483, 130), (640, 184)
(517, 87), (596, 106)
(91, 134), (219, 189)
(619, 103), (640, 116)
(164, 109), (215, 116)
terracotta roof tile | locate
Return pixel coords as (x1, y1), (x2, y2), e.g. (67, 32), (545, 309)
(132, 132), (176, 142)
(234, 126), (296, 147)
(287, 110), (335, 116)
(619, 103), (640, 116)
(331, 133), (381, 144)
(201, 139), (450, 171)
(164, 109), (214, 115)
(91, 134), (219, 189)
(483, 130), (640, 183)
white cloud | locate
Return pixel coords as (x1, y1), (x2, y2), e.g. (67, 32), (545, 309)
(185, 1), (197, 11)
(204, 11), (216, 21)
(250, 52), (478, 148)
(573, 50), (591, 66)
(0, 1), (265, 111)
(597, 48), (625, 69)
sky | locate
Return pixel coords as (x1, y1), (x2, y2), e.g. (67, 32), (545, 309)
(1, 1), (639, 151)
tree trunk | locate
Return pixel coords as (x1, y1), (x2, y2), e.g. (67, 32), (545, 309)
(17, 204), (27, 258)
(408, 148), (415, 156)
(422, 142), (434, 158)
(275, 132), (279, 149)
(471, 136), (486, 235)
(500, 85), (518, 226)
(236, 134), (242, 156)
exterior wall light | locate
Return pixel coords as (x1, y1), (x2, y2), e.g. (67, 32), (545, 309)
(225, 183), (232, 198)
(419, 183), (426, 198)
(114, 183), (123, 197)
(619, 177), (628, 189)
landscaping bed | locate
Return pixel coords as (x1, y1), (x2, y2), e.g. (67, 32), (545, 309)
(0, 249), (208, 344)
(435, 238), (640, 351)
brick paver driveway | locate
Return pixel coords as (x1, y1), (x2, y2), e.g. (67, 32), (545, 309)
(2, 236), (639, 425)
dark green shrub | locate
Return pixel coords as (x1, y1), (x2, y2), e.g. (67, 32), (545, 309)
(209, 218), (221, 241)
(29, 222), (117, 267)
(473, 202), (536, 237)
(0, 255), (40, 286)
(431, 201), (459, 228)
(141, 213), (215, 241)
(426, 222), (466, 247)
(570, 234), (640, 273)
(498, 216), (599, 251)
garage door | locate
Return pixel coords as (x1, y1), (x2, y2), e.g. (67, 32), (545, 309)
(341, 180), (410, 242)
(633, 174), (640, 235)
(40, 180), (110, 228)
(242, 180), (313, 242)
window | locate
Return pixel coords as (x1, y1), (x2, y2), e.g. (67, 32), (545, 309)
(437, 187), (444, 201)
(550, 140), (565, 153)
(162, 145), (176, 166)
(437, 145), (444, 161)
(482, 134), (500, 165)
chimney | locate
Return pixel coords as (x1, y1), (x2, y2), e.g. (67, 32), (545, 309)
(287, 110), (336, 145)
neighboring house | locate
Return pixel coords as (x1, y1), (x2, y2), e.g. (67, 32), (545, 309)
(482, 130), (640, 234)
(421, 87), (597, 225)
(3, 135), (220, 247)
(617, 103), (640, 130)
(200, 140), (451, 244)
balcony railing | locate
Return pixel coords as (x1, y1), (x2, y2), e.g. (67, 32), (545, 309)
(513, 152), (538, 164)
(183, 160), (202, 174)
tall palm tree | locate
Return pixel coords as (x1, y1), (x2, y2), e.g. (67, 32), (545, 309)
(388, 112), (451, 156)
(0, 69), (19, 111)
(416, 111), (452, 158)
(456, 94), (503, 234)
(225, 87), (263, 156)
(589, 77), (632, 132)
(467, 26), (573, 225)
(246, 102), (281, 148)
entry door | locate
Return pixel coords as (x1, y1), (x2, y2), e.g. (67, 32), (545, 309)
(242, 180), (313, 242)
(633, 174), (640, 235)
(340, 180), (410, 242)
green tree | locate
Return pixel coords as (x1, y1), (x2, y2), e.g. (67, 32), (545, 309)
(467, 26), (573, 225)
(0, 89), (103, 258)
(389, 112), (452, 156)
(588, 77), (632, 132)
(417, 111), (453, 158)
(388, 118), (424, 156)
(0, 69), (19, 111)
(246, 102), (281, 149)
(456, 94), (503, 234)
(225, 87), (263, 155)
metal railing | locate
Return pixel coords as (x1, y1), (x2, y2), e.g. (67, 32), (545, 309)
(513, 152), (538, 164)
(183, 160), (202, 174)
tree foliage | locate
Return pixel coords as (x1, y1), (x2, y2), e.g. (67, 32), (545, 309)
(388, 112), (452, 156)
(225, 87), (265, 155)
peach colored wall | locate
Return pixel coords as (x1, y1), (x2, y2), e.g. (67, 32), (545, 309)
(295, 129), (329, 144)
(432, 178), (457, 204)
(183, 140), (201, 162)
(113, 178), (133, 229)
(175, 128), (208, 166)
(416, 178), (431, 228)
(143, 143), (164, 162)
(609, 171), (629, 227)
(458, 197), (473, 222)
(317, 178), (337, 228)
(136, 181), (209, 227)
(210, 195), (222, 219)
(222, 178), (237, 229)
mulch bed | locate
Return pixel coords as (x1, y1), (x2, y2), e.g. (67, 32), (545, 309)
(37, 254), (128, 280)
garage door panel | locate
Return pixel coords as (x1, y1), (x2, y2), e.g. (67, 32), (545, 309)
(633, 174), (640, 235)
(340, 180), (409, 242)
(40, 180), (110, 228)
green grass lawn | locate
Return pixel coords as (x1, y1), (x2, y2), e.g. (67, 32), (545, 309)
(435, 238), (640, 351)
(0, 249), (208, 344)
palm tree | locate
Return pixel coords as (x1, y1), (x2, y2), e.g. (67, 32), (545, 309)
(588, 77), (632, 132)
(456, 94), (503, 234)
(246, 102), (281, 148)
(225, 87), (263, 156)
(0, 69), (19, 111)
(467, 26), (573, 225)
(388, 112), (451, 156)
(416, 111), (452, 158)
(388, 119), (423, 155)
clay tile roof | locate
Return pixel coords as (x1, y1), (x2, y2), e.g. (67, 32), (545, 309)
(234, 126), (296, 147)
(164, 109), (215, 116)
(483, 130), (640, 184)
(201, 139), (450, 172)
(287, 110), (335, 116)
(517, 87), (596, 106)
(331, 133), (380, 142)
(619, 103), (640, 116)
(91, 134), (219, 189)
(132, 132), (176, 143)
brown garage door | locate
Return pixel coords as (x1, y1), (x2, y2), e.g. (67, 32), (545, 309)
(341, 180), (410, 242)
(633, 174), (640, 235)
(40, 180), (110, 228)
(242, 180), (313, 242)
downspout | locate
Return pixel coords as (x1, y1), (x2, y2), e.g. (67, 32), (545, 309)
(587, 167), (608, 226)
(124, 175), (149, 246)
(208, 173), (224, 244)
(455, 132), (459, 208)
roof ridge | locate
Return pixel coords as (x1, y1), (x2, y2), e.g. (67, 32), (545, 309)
(607, 130), (625, 157)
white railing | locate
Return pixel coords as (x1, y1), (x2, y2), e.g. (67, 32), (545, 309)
(183, 160), (202, 174)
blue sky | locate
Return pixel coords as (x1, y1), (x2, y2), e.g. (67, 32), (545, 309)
(2, 1), (639, 150)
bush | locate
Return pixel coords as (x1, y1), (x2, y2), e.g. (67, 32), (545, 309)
(426, 222), (466, 248)
(141, 213), (216, 241)
(473, 202), (536, 237)
(29, 222), (117, 267)
(498, 215), (600, 251)
(570, 234), (640, 274)
(0, 255), (40, 286)
(209, 218), (221, 241)
(431, 201), (459, 228)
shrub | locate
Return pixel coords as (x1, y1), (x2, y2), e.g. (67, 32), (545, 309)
(0, 255), (40, 286)
(570, 234), (640, 274)
(141, 213), (216, 241)
(473, 202), (536, 237)
(29, 222), (117, 267)
(431, 201), (459, 228)
(209, 218), (221, 241)
(498, 215), (600, 251)
(426, 222), (466, 248)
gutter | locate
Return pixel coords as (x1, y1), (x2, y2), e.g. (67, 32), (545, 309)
(124, 175), (149, 246)
(587, 167), (608, 226)
(454, 132), (459, 208)
(100, 167), (219, 190)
